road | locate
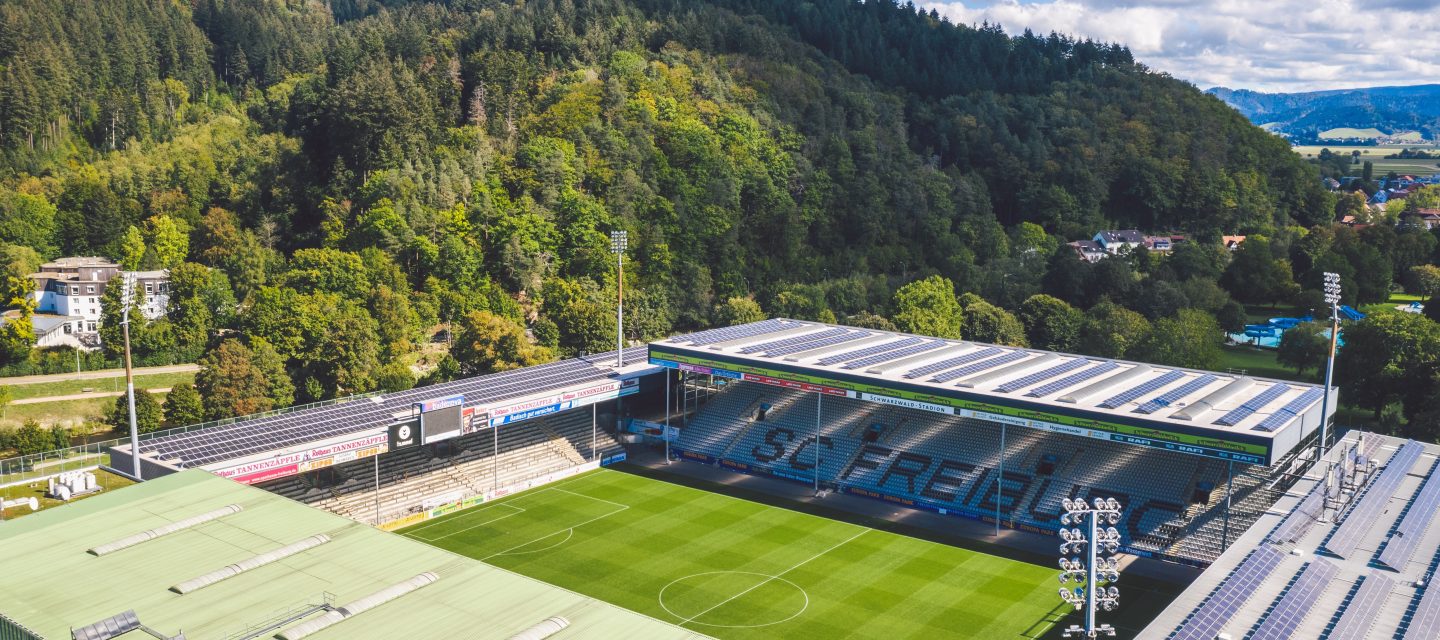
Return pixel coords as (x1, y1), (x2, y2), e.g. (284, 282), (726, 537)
(0, 364), (199, 386)
(10, 388), (175, 405)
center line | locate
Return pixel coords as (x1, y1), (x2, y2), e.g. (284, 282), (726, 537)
(681, 529), (868, 625)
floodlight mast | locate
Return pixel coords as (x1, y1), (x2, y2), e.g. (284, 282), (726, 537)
(1319, 272), (1341, 464)
(120, 272), (141, 480)
(1059, 497), (1121, 638)
(610, 230), (628, 369)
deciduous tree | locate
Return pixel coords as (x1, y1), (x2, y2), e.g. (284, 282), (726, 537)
(1018, 294), (1082, 352)
(452, 310), (553, 375)
(892, 276), (963, 339)
(162, 382), (205, 427)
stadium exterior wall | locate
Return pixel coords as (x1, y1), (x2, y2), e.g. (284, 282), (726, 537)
(673, 447), (1211, 570)
(0, 611), (43, 640)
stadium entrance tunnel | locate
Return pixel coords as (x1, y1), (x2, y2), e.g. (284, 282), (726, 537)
(658, 571), (809, 628)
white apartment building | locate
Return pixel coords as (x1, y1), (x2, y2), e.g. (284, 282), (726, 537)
(26, 257), (169, 341)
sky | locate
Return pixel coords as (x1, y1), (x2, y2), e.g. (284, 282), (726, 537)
(920, 1), (1440, 94)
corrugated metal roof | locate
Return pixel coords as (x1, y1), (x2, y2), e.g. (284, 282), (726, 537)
(0, 470), (708, 640)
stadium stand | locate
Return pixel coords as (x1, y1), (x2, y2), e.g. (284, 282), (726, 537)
(0, 470), (704, 639)
(1141, 433), (1440, 640)
(258, 408), (623, 524)
(675, 382), (1274, 564)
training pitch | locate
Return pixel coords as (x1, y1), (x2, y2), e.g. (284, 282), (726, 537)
(401, 468), (1065, 639)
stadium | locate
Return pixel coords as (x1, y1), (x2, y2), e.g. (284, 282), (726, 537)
(2, 318), (1437, 640)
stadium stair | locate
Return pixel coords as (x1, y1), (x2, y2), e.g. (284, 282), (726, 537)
(256, 408), (624, 525)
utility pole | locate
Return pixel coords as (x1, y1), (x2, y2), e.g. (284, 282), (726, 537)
(1319, 272), (1341, 464)
(120, 272), (141, 480)
(610, 230), (628, 369)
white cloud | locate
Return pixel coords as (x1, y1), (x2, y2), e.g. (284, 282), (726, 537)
(921, 0), (1440, 93)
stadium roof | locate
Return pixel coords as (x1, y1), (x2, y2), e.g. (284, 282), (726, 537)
(0, 470), (706, 640)
(1139, 432), (1440, 639)
(135, 346), (654, 469)
(649, 319), (1334, 465)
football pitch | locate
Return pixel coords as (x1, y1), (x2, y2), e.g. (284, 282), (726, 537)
(400, 468), (1066, 639)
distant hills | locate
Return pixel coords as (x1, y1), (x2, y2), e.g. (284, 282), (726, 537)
(1207, 84), (1440, 143)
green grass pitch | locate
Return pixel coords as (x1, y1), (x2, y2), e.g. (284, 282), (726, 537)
(400, 468), (1067, 639)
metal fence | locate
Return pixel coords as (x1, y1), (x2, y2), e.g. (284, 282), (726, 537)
(0, 392), (381, 485)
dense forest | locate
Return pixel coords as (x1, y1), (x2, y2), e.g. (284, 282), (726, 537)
(0, 0), (1437, 445)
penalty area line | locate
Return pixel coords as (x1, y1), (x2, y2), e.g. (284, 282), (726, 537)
(481, 502), (630, 561)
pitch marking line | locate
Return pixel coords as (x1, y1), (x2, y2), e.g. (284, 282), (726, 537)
(402, 501), (525, 536)
(481, 489), (632, 560)
(677, 528), (868, 626)
(658, 572), (810, 629)
(405, 504), (528, 542)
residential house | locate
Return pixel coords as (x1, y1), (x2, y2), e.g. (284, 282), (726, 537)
(2, 311), (91, 350)
(1417, 209), (1440, 230)
(1068, 240), (1106, 263)
(26, 257), (169, 342)
(1222, 235), (1246, 251)
(1143, 235), (1173, 253)
(1093, 230), (1146, 255)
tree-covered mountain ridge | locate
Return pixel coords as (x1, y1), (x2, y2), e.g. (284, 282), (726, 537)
(1207, 84), (1440, 142)
(0, 0), (1354, 411)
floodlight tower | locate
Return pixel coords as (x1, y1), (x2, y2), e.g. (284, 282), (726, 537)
(1058, 497), (1122, 638)
(120, 272), (141, 480)
(1319, 272), (1341, 464)
(610, 230), (628, 369)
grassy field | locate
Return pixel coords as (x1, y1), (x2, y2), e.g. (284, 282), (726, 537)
(1359, 291), (1425, 318)
(1292, 144), (1440, 176)
(403, 469), (1071, 639)
(4, 371), (195, 401)
(0, 467), (134, 520)
(1217, 344), (1304, 382)
(0, 372), (191, 431)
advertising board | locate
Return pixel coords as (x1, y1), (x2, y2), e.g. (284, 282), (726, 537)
(650, 347), (1271, 465)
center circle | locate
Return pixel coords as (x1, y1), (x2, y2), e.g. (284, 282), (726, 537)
(658, 571), (810, 628)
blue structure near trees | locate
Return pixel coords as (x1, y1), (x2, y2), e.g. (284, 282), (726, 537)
(1226, 315), (1351, 349)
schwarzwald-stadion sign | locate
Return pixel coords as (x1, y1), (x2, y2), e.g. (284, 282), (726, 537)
(648, 345), (1272, 465)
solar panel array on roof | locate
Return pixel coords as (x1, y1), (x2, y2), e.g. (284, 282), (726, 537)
(1268, 480), (1326, 545)
(1249, 558), (1337, 640)
(670, 319), (795, 345)
(1099, 370), (1184, 410)
(1025, 361), (1120, 398)
(840, 340), (945, 370)
(1254, 388), (1326, 432)
(1169, 546), (1286, 640)
(929, 351), (1028, 384)
(737, 327), (849, 354)
(1377, 459), (1440, 570)
(139, 346), (649, 467)
(1323, 441), (1424, 559)
(815, 337), (922, 366)
(1135, 375), (1218, 415)
(1214, 384), (1291, 427)
(902, 347), (1002, 379)
(1407, 568), (1440, 639)
(1327, 572), (1396, 640)
(764, 330), (870, 358)
(995, 358), (1090, 393)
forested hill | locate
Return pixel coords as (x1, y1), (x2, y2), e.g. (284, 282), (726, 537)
(0, 0), (1343, 400)
(1208, 84), (1440, 142)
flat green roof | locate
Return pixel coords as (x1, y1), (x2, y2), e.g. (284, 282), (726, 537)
(0, 470), (707, 640)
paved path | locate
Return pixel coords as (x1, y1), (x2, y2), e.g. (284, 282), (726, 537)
(0, 364), (198, 386)
(10, 388), (175, 405)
